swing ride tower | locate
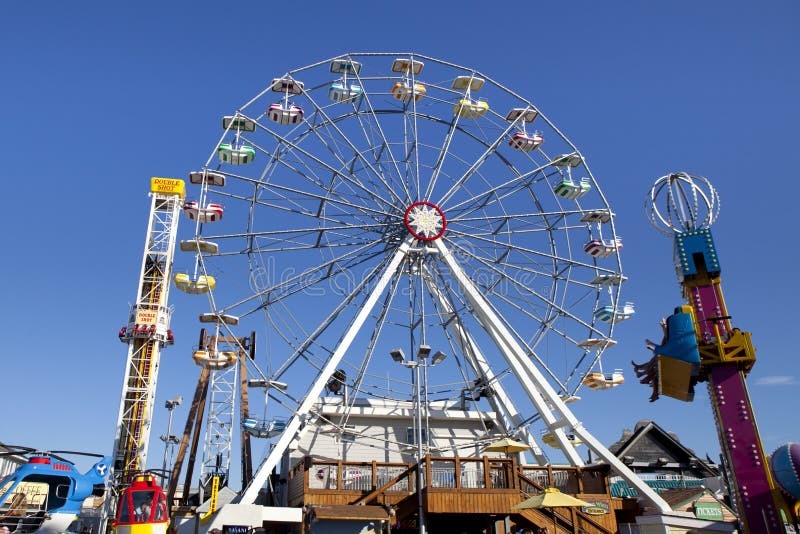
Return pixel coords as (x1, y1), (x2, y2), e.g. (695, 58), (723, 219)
(642, 172), (790, 533)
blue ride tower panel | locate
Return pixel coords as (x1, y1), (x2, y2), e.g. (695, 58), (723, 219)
(674, 229), (720, 277)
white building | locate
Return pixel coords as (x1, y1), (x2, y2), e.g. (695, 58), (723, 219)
(288, 396), (505, 463)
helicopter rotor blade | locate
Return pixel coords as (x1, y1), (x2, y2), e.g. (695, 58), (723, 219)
(49, 450), (105, 458)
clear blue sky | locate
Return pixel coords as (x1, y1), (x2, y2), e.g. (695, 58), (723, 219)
(1, 1), (798, 479)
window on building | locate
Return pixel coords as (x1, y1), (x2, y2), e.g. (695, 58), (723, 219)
(406, 427), (428, 446)
(342, 425), (356, 443)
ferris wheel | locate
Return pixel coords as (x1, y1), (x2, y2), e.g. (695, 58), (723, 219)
(176, 53), (648, 502)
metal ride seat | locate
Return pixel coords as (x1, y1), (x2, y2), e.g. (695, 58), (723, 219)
(583, 238), (622, 258)
(582, 369), (624, 390)
(508, 131), (543, 151)
(328, 82), (363, 104)
(268, 102), (304, 125)
(189, 170), (226, 187)
(217, 143), (255, 165)
(391, 81), (426, 103)
(183, 201), (223, 223)
(554, 177), (591, 199)
(594, 302), (635, 323)
(173, 273), (216, 294)
(454, 99), (489, 118)
(192, 348), (237, 370)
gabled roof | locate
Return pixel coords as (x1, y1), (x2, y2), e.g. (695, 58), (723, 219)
(659, 487), (706, 507)
(608, 420), (719, 477)
(659, 487), (738, 522)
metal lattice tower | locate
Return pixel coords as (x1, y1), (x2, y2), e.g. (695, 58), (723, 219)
(110, 178), (184, 487)
(198, 336), (241, 496)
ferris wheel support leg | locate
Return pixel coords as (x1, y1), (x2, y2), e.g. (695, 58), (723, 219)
(423, 272), (546, 463)
(235, 241), (413, 505)
(434, 239), (584, 465)
(434, 239), (672, 513)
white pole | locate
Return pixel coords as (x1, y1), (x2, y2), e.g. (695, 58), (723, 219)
(415, 361), (426, 534)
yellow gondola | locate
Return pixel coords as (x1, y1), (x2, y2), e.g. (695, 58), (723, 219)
(582, 370), (625, 390)
(541, 432), (583, 448)
(192, 349), (237, 370)
(173, 273), (216, 294)
(454, 99), (489, 119)
(391, 81), (426, 103)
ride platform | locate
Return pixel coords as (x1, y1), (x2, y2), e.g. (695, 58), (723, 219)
(284, 455), (618, 534)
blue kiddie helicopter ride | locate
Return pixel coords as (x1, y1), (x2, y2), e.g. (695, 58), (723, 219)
(0, 446), (111, 534)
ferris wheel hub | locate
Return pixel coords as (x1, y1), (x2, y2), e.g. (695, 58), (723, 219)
(404, 201), (446, 241)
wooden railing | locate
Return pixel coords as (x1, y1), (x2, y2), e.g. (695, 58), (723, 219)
(289, 455), (610, 502)
(288, 455), (617, 533)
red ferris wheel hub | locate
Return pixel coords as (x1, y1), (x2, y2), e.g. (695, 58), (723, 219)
(404, 201), (446, 241)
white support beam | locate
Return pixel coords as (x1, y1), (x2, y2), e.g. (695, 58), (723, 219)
(434, 239), (584, 465)
(422, 269), (546, 463)
(237, 240), (412, 504)
(434, 239), (672, 513)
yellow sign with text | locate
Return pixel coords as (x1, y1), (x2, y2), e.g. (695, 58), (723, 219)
(150, 177), (186, 198)
(135, 309), (159, 326)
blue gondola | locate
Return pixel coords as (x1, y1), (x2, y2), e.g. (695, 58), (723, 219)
(328, 82), (363, 104)
(243, 418), (287, 439)
(594, 302), (635, 323)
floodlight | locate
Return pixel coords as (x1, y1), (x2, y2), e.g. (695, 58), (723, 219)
(431, 351), (447, 366)
(165, 396), (182, 410)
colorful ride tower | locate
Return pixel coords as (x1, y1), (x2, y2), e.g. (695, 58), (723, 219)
(637, 172), (793, 533)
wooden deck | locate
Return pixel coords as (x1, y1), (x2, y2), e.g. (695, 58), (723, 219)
(287, 456), (619, 533)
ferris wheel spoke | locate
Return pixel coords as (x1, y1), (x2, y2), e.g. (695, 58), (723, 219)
(436, 118), (522, 208)
(217, 237), (387, 316)
(423, 109), (462, 202)
(299, 92), (406, 207)
(446, 228), (601, 273)
(407, 87), (423, 205)
(251, 118), (398, 213)
(430, 259), (571, 394)
(444, 163), (556, 216)
(346, 74), (412, 203)
(444, 237), (603, 337)
(213, 171), (396, 228)
(252, 245), (387, 313)
(451, 209), (592, 224)
(271, 249), (403, 380)
(208, 234), (383, 255)
(295, 116), (391, 210)
(257, 178), (393, 221)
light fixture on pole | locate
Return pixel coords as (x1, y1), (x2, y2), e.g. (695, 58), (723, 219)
(389, 345), (447, 534)
(160, 396), (182, 475)
(390, 348), (405, 362)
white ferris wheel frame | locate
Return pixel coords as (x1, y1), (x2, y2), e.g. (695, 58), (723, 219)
(180, 52), (670, 513)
